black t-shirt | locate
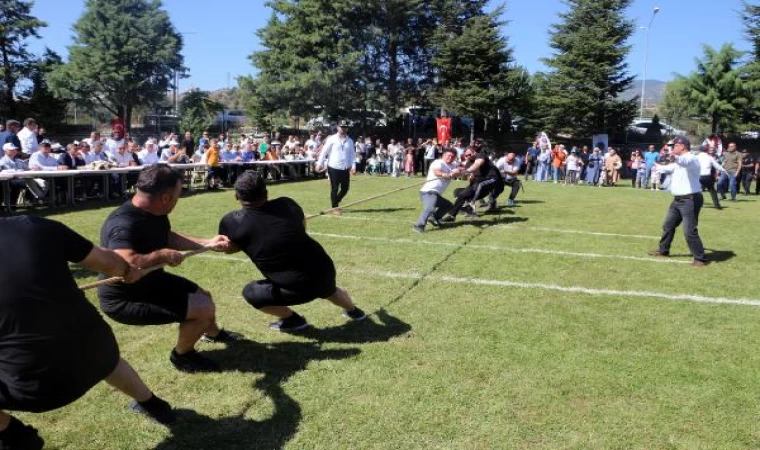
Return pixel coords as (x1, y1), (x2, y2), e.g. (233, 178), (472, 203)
(219, 197), (335, 287)
(468, 152), (501, 183)
(98, 201), (172, 298)
(0, 216), (120, 409)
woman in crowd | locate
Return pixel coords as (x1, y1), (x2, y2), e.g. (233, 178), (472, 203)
(584, 147), (602, 185)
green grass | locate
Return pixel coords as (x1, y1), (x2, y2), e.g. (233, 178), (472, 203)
(18, 176), (760, 449)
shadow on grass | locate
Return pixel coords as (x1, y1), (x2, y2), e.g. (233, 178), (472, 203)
(511, 199), (544, 204)
(705, 249), (737, 263)
(157, 340), (361, 450)
(441, 216), (528, 230)
(298, 308), (411, 344)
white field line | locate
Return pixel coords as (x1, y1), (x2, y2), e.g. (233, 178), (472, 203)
(315, 214), (660, 240)
(197, 254), (760, 307)
(307, 232), (687, 265)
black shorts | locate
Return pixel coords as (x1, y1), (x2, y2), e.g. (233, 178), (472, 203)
(98, 272), (198, 325)
(0, 317), (120, 413)
(242, 277), (337, 309)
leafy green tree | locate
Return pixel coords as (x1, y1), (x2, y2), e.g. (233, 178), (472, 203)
(246, 0), (364, 126)
(739, 1), (760, 129)
(535, 0), (637, 139)
(48, 0), (184, 130)
(0, 0), (47, 117)
(17, 48), (67, 129)
(433, 9), (527, 141)
(680, 44), (748, 134)
(178, 90), (223, 137)
(659, 77), (694, 132)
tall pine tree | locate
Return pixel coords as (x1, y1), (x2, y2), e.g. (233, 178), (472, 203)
(49, 0), (184, 129)
(536, 0), (637, 139)
(0, 0), (47, 118)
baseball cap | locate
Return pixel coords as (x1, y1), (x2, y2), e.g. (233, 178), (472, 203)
(5, 120), (20, 127)
(3, 142), (19, 151)
(672, 135), (690, 148)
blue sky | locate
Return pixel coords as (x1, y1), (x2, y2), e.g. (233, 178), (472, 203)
(27, 0), (750, 92)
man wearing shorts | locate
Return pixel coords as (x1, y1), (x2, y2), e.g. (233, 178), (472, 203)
(0, 216), (175, 450)
(99, 165), (239, 373)
(218, 171), (366, 332)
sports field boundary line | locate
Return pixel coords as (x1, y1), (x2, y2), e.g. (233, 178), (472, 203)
(197, 254), (760, 307)
(307, 232), (688, 265)
(315, 214), (660, 240)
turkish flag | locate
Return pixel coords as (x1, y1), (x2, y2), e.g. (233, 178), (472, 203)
(436, 117), (452, 145)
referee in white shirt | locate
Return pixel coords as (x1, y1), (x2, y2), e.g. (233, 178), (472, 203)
(316, 121), (355, 213)
(648, 136), (708, 266)
(696, 144), (726, 210)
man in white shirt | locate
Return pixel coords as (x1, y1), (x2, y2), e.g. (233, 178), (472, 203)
(104, 127), (125, 158)
(28, 142), (60, 171)
(495, 152), (521, 206)
(696, 144), (726, 210)
(138, 141), (160, 165)
(316, 122), (355, 214)
(16, 118), (39, 155)
(413, 148), (461, 233)
(648, 136), (707, 266)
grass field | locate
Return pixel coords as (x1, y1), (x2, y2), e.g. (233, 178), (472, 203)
(18, 175), (760, 449)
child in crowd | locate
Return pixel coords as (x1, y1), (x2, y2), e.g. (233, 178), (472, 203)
(634, 155), (647, 188)
(405, 147), (415, 177)
(649, 164), (660, 191)
(564, 150), (582, 185)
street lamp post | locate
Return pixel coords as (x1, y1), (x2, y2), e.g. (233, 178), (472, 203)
(639, 6), (660, 119)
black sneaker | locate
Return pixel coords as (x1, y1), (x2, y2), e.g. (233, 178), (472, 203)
(343, 307), (367, 321)
(412, 225), (425, 234)
(169, 349), (220, 373)
(269, 313), (310, 332)
(0, 418), (44, 450)
(129, 395), (176, 425)
(440, 215), (455, 223)
(199, 328), (243, 344)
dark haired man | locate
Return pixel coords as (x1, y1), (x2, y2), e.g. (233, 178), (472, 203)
(99, 165), (240, 373)
(316, 122), (355, 214)
(0, 216), (175, 449)
(218, 171), (366, 332)
(648, 136), (708, 267)
(441, 140), (504, 222)
(413, 148), (462, 233)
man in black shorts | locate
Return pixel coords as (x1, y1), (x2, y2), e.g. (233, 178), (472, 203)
(219, 171), (366, 332)
(441, 140), (504, 222)
(0, 216), (175, 450)
(99, 164), (240, 373)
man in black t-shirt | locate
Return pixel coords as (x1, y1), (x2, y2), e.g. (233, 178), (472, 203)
(0, 216), (175, 450)
(218, 171), (366, 332)
(99, 165), (240, 373)
(441, 141), (504, 222)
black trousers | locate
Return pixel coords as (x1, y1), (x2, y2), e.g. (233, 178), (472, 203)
(740, 171), (754, 194)
(699, 175), (721, 208)
(504, 178), (521, 200)
(658, 193), (705, 261)
(449, 178), (501, 216)
(328, 167), (350, 208)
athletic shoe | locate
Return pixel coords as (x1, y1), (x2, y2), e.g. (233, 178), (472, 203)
(0, 418), (44, 450)
(690, 259), (707, 267)
(332, 207), (343, 216)
(427, 216), (442, 227)
(343, 307), (367, 321)
(269, 313), (310, 332)
(412, 225), (425, 234)
(647, 250), (669, 257)
(440, 215), (455, 223)
(199, 329), (243, 344)
(506, 199), (515, 207)
(169, 349), (220, 373)
(129, 395), (176, 425)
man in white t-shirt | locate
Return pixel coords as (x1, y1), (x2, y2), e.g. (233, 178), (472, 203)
(494, 152), (521, 207)
(413, 148), (462, 233)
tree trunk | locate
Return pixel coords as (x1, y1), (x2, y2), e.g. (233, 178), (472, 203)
(388, 38), (399, 112)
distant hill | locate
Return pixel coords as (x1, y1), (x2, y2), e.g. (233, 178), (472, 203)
(621, 79), (667, 105)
